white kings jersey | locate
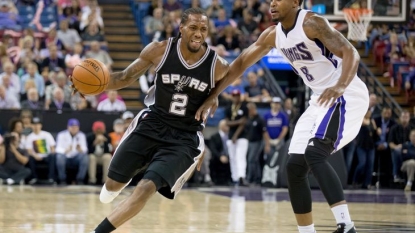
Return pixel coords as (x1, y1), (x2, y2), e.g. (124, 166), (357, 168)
(276, 10), (355, 95)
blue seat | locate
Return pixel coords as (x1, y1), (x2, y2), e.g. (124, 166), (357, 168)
(18, 5), (35, 14)
(311, 4), (326, 14)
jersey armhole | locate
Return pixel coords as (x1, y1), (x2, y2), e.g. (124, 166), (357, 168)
(210, 53), (218, 88)
(154, 38), (173, 73)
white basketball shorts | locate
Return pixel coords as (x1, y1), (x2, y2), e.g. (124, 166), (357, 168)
(288, 78), (369, 154)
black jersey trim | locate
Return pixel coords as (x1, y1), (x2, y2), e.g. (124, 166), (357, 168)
(176, 39), (211, 70)
(210, 53), (218, 89)
(155, 38), (173, 73)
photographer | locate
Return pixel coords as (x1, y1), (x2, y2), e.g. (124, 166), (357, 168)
(0, 133), (31, 185)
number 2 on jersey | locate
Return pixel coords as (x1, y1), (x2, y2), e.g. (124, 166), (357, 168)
(169, 93), (188, 116)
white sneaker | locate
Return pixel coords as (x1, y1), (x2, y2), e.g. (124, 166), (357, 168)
(6, 178), (15, 185)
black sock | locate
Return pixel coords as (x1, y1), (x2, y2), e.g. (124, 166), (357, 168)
(94, 218), (116, 233)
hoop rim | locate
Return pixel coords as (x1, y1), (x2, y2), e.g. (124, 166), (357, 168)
(343, 8), (373, 22)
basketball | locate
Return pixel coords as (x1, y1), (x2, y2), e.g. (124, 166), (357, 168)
(71, 58), (110, 96)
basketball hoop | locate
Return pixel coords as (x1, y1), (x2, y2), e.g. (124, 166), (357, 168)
(343, 8), (373, 41)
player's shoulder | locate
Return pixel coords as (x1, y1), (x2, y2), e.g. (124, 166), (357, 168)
(141, 39), (171, 58)
(302, 12), (330, 36)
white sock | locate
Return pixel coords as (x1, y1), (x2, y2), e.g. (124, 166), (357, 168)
(407, 181), (413, 186)
(6, 178), (15, 185)
(99, 179), (132, 204)
(298, 224), (316, 233)
(331, 204), (352, 224)
(204, 174), (211, 182)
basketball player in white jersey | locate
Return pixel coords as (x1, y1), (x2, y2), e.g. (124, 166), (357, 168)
(196, 0), (369, 232)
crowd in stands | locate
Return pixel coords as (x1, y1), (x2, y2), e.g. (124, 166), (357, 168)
(0, 0), (119, 112)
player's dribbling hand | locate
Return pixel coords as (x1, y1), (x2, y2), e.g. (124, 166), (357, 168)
(195, 95), (219, 121)
(317, 84), (346, 108)
(69, 75), (85, 99)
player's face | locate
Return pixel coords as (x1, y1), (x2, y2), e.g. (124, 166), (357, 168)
(269, 0), (299, 22)
(180, 14), (209, 53)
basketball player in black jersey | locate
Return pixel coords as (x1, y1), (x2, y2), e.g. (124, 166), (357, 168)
(71, 8), (229, 233)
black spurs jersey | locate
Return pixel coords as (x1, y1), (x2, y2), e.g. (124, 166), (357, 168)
(144, 38), (218, 132)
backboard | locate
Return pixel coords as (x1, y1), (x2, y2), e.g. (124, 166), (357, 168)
(304, 0), (408, 23)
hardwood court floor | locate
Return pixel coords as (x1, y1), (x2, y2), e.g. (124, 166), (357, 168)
(0, 185), (414, 233)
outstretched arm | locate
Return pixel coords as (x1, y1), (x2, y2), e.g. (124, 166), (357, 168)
(210, 26), (276, 97)
(303, 13), (360, 106)
(106, 41), (167, 91)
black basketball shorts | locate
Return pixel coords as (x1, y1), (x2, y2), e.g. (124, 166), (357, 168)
(108, 109), (204, 199)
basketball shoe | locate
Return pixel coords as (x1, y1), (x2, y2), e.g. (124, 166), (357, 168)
(333, 222), (357, 233)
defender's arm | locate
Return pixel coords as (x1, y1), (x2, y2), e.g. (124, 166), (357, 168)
(210, 26), (276, 97)
(303, 14), (360, 90)
(106, 41), (167, 90)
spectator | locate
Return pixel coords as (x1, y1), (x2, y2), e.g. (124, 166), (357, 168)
(1, 74), (20, 101)
(246, 102), (269, 185)
(97, 90), (126, 112)
(158, 23), (176, 41)
(20, 62), (45, 97)
(87, 121), (112, 185)
(217, 26), (241, 54)
(108, 118), (125, 151)
(65, 43), (85, 71)
(57, 19), (82, 51)
(0, 61), (21, 97)
(21, 87), (44, 110)
(208, 119), (231, 185)
(221, 79), (245, 103)
(121, 110), (134, 130)
(81, 23), (105, 46)
(55, 118), (88, 185)
(25, 117), (56, 185)
(283, 97), (299, 139)
(42, 29), (64, 53)
(388, 111), (414, 183)
(21, 79), (37, 101)
(231, 0), (244, 20)
(145, 8), (164, 43)
(45, 71), (72, 106)
(369, 93), (382, 119)
(40, 44), (66, 72)
(263, 97), (289, 151)
(70, 92), (97, 110)
(0, 85), (20, 109)
(0, 133), (31, 185)
(225, 89), (249, 186)
(19, 110), (33, 137)
(353, 110), (376, 189)
(46, 87), (72, 111)
(238, 9), (260, 45)
(163, 0), (181, 12)
(0, 0), (21, 31)
(85, 41), (113, 70)
(401, 129), (415, 191)
(243, 71), (270, 102)
(214, 9), (232, 33)
(206, 0), (223, 19)
(80, 4), (103, 32)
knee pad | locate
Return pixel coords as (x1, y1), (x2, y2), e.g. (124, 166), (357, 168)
(286, 153), (309, 181)
(142, 170), (168, 191)
(304, 138), (334, 167)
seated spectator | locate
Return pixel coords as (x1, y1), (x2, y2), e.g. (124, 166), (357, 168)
(70, 92), (97, 110)
(80, 7), (103, 32)
(108, 118), (124, 151)
(0, 0), (21, 31)
(20, 79), (36, 101)
(0, 133), (31, 185)
(158, 23), (176, 41)
(20, 62), (45, 97)
(65, 43), (85, 71)
(85, 41), (113, 71)
(81, 23), (106, 46)
(42, 29), (64, 53)
(59, 5), (81, 30)
(87, 121), (112, 184)
(401, 129), (415, 191)
(122, 110), (134, 130)
(163, 0), (181, 12)
(1, 74), (20, 101)
(46, 87), (72, 111)
(214, 9), (233, 33)
(243, 71), (270, 102)
(238, 9), (260, 45)
(206, 0), (223, 19)
(0, 85), (20, 109)
(231, 0), (244, 20)
(55, 118), (88, 185)
(221, 79), (245, 102)
(97, 90), (126, 112)
(18, 36), (41, 63)
(40, 45), (66, 72)
(57, 19), (82, 52)
(1, 62), (21, 97)
(45, 71), (72, 105)
(217, 26), (241, 54)
(25, 117), (56, 185)
(21, 87), (44, 110)
(145, 8), (164, 43)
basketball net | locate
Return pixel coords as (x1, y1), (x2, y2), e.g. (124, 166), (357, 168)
(343, 8), (373, 41)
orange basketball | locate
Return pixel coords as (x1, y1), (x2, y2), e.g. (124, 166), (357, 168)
(71, 58), (110, 96)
